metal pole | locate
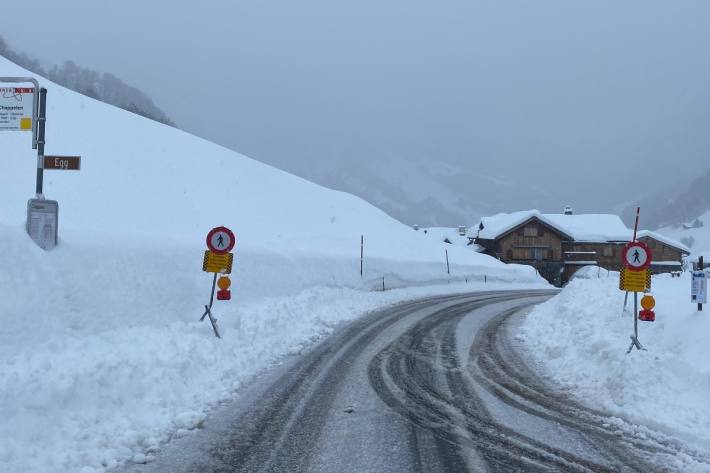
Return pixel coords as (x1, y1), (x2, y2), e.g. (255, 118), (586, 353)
(208, 272), (217, 308)
(700, 256), (704, 312)
(634, 291), (638, 339)
(445, 249), (450, 275)
(35, 88), (47, 197)
(360, 235), (364, 277)
(632, 207), (640, 242)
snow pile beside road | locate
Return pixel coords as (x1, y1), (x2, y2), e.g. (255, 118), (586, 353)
(0, 56), (544, 473)
(0, 225), (542, 473)
(519, 273), (710, 451)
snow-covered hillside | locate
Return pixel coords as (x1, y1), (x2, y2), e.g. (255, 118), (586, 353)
(0, 58), (543, 473)
(659, 210), (710, 262)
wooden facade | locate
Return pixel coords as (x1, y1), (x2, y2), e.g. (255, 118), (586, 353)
(475, 216), (688, 286)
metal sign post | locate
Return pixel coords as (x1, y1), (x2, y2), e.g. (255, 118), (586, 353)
(35, 87), (47, 197)
(621, 208), (653, 354)
(199, 226), (237, 339)
(200, 273), (221, 339)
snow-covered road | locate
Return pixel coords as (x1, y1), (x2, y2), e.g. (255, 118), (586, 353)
(118, 290), (705, 473)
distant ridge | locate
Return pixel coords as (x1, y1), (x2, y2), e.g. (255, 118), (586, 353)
(0, 35), (175, 127)
(622, 168), (710, 230)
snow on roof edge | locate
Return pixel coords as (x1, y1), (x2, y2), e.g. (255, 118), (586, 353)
(637, 230), (691, 254)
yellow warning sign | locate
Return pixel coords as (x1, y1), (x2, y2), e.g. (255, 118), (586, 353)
(619, 267), (651, 292)
(20, 117), (32, 130)
(202, 250), (233, 274)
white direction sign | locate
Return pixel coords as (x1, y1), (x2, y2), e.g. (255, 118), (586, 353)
(624, 244), (649, 269)
(0, 87), (34, 131)
(692, 271), (707, 304)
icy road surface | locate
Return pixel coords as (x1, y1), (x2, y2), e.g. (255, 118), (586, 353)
(122, 291), (707, 472)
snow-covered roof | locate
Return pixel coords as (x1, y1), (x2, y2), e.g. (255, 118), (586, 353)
(470, 210), (630, 243)
(636, 230), (691, 254)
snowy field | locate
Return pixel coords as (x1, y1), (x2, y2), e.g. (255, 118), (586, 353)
(519, 269), (710, 470)
(0, 58), (545, 473)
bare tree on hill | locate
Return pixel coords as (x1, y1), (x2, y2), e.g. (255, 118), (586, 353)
(0, 35), (175, 127)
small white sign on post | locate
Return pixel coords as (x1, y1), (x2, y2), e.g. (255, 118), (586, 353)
(691, 271), (707, 304)
(0, 87), (34, 131)
(26, 199), (58, 251)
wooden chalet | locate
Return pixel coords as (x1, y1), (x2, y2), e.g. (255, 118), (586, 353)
(469, 210), (690, 286)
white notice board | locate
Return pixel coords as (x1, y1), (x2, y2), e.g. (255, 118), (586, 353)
(691, 271), (707, 304)
(0, 87), (34, 131)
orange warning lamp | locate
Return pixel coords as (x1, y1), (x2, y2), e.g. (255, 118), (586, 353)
(217, 276), (231, 301)
(218, 276), (231, 290)
(639, 293), (655, 321)
(641, 294), (655, 310)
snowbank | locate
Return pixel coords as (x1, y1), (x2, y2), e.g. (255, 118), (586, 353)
(0, 58), (544, 473)
(0, 224), (541, 473)
(519, 272), (710, 461)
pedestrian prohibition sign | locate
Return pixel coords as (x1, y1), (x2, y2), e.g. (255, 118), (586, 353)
(621, 241), (652, 271)
(206, 226), (235, 254)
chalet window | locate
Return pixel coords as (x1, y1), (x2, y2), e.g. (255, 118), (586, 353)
(532, 248), (545, 261)
(507, 249), (513, 259)
(537, 226), (544, 237)
(547, 249), (554, 260)
(513, 248), (531, 259)
(523, 225), (538, 237)
(603, 247), (613, 257)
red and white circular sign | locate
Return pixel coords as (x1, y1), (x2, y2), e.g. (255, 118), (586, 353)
(206, 226), (235, 254)
(622, 241), (652, 270)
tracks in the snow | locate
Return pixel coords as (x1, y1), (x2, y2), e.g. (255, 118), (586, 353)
(368, 294), (650, 472)
(132, 290), (706, 473)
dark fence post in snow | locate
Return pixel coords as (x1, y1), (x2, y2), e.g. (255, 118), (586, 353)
(700, 256), (704, 312)
(445, 249), (450, 275)
(382, 276), (385, 291)
(360, 235), (364, 278)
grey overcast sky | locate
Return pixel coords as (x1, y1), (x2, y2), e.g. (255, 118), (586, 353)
(4, 0), (710, 218)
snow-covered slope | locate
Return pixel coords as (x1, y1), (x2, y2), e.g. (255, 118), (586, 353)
(0, 57), (543, 473)
(658, 210), (710, 261)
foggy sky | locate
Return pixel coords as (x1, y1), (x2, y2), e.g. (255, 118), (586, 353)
(5, 0), (710, 216)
